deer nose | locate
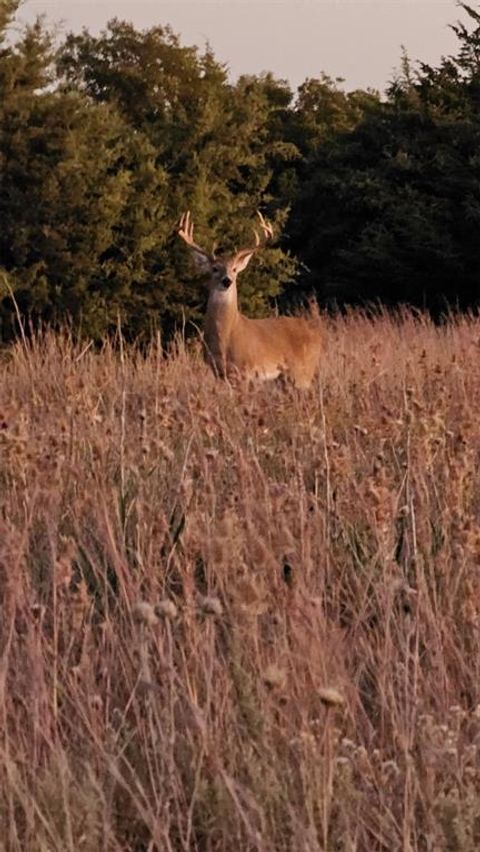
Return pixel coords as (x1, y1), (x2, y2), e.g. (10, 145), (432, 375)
(221, 276), (233, 289)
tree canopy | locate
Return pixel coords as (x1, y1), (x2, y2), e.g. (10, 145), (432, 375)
(1, 3), (480, 339)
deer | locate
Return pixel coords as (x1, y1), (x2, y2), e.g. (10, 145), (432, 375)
(178, 211), (322, 388)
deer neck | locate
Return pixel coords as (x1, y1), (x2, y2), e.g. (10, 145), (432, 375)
(204, 286), (239, 355)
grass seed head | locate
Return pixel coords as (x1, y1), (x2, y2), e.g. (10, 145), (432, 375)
(132, 601), (158, 627)
(198, 596), (223, 617)
(318, 687), (345, 708)
(263, 664), (287, 690)
(154, 599), (178, 620)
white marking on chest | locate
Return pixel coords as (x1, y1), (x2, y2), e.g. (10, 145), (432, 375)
(254, 366), (282, 381)
(208, 289), (235, 307)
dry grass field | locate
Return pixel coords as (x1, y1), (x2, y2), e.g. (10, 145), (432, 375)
(1, 311), (480, 851)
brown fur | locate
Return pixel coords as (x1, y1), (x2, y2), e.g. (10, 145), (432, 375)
(204, 300), (322, 388)
(178, 212), (322, 388)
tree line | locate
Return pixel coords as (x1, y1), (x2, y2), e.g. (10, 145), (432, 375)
(1, 0), (480, 341)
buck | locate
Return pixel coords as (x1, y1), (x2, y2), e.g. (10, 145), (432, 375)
(178, 211), (322, 388)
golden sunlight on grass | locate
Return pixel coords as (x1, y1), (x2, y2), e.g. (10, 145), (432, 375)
(1, 311), (480, 850)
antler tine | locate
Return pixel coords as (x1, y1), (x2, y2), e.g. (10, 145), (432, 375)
(257, 210), (274, 242)
(178, 210), (211, 259)
(235, 212), (273, 258)
(178, 210), (195, 245)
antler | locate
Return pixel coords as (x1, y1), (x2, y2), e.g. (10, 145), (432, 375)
(256, 210), (274, 244)
(178, 211), (212, 261)
(179, 210), (273, 262)
(236, 211), (274, 259)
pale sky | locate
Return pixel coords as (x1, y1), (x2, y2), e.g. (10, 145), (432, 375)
(18, 0), (462, 93)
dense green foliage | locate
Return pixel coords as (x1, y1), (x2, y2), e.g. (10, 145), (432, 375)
(1, 2), (480, 338)
(288, 13), (480, 314)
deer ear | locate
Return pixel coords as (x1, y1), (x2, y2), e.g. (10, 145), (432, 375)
(234, 250), (255, 274)
(190, 249), (212, 273)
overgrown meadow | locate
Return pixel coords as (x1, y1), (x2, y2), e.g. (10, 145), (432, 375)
(1, 312), (480, 850)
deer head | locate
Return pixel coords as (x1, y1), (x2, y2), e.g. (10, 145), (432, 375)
(178, 211), (273, 294)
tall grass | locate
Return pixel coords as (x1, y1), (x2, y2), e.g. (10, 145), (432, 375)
(1, 311), (480, 850)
